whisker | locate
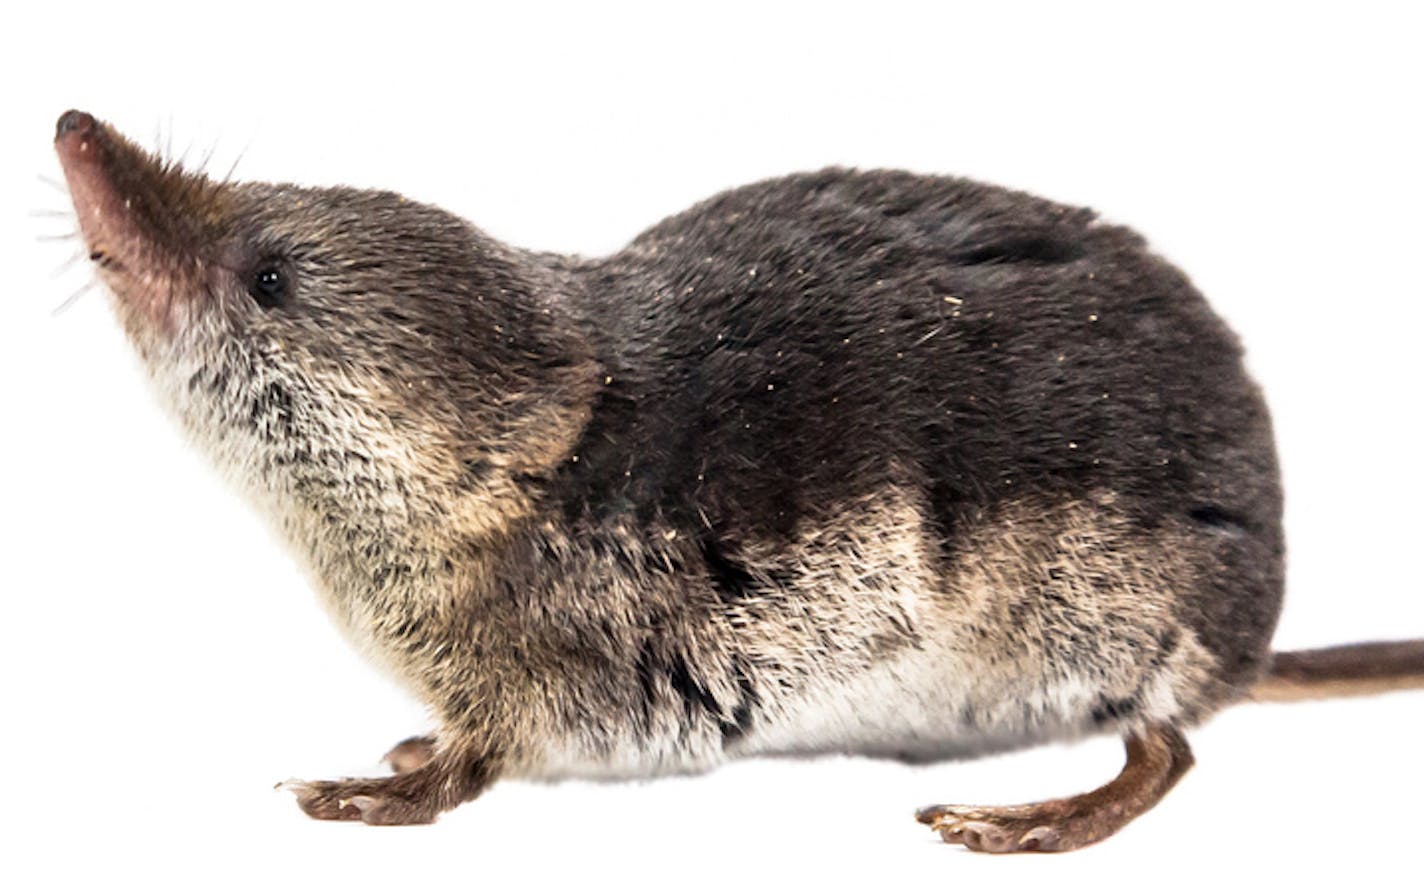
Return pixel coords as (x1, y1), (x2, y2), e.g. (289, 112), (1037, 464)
(36, 230), (80, 243)
(37, 173), (68, 193)
(49, 248), (88, 279)
(52, 279), (98, 317)
(195, 136), (221, 177)
(156, 114), (180, 167)
(166, 112), (178, 165)
(29, 208), (75, 219)
(222, 139), (251, 184)
(177, 137), (195, 169)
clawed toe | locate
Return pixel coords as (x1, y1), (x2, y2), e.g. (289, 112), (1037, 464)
(918, 807), (1064, 853)
(279, 776), (438, 825)
(278, 779), (364, 822)
(913, 723), (1194, 853)
(277, 743), (495, 826)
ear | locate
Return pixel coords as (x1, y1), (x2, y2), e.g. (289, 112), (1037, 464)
(465, 358), (602, 475)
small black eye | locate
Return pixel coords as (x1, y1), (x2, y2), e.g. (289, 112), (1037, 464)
(251, 265), (286, 308)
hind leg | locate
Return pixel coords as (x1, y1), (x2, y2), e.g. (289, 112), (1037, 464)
(915, 723), (1192, 853)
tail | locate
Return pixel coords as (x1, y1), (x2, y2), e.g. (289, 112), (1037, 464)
(1251, 639), (1424, 702)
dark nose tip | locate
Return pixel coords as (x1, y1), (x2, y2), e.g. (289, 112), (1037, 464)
(56, 109), (95, 141)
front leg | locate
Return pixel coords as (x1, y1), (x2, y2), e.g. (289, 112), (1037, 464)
(283, 741), (498, 826)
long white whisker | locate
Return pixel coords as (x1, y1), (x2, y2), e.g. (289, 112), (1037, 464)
(222, 139), (252, 184)
(36, 230), (80, 242)
(52, 278), (98, 317)
(166, 112), (177, 165)
(156, 115), (177, 166)
(177, 137), (195, 169)
(195, 136), (221, 176)
(37, 173), (68, 193)
(49, 249), (88, 279)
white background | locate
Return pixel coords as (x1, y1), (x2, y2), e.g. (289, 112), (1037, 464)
(2, 2), (1420, 867)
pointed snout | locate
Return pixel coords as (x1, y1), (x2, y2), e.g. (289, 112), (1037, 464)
(54, 112), (121, 214)
(54, 109), (104, 171)
(50, 108), (227, 338)
(53, 109), (125, 245)
(56, 109), (95, 140)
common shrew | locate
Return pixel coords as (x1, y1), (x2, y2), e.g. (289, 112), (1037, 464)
(53, 109), (1424, 851)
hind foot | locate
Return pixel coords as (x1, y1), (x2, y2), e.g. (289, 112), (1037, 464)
(915, 723), (1193, 853)
(916, 804), (1080, 852)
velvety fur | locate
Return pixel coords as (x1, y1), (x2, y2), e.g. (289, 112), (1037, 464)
(55, 109), (1312, 846)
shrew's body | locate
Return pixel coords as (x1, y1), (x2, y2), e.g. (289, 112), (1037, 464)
(54, 110), (1418, 851)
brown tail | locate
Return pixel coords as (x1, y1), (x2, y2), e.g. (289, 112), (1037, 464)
(1251, 639), (1424, 702)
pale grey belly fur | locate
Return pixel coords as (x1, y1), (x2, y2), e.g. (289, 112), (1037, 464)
(524, 489), (1217, 781)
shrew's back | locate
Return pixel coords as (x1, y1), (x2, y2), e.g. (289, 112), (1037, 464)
(555, 169), (1283, 719)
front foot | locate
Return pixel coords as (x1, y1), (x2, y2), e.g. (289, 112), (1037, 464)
(280, 744), (497, 826)
(280, 772), (441, 825)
